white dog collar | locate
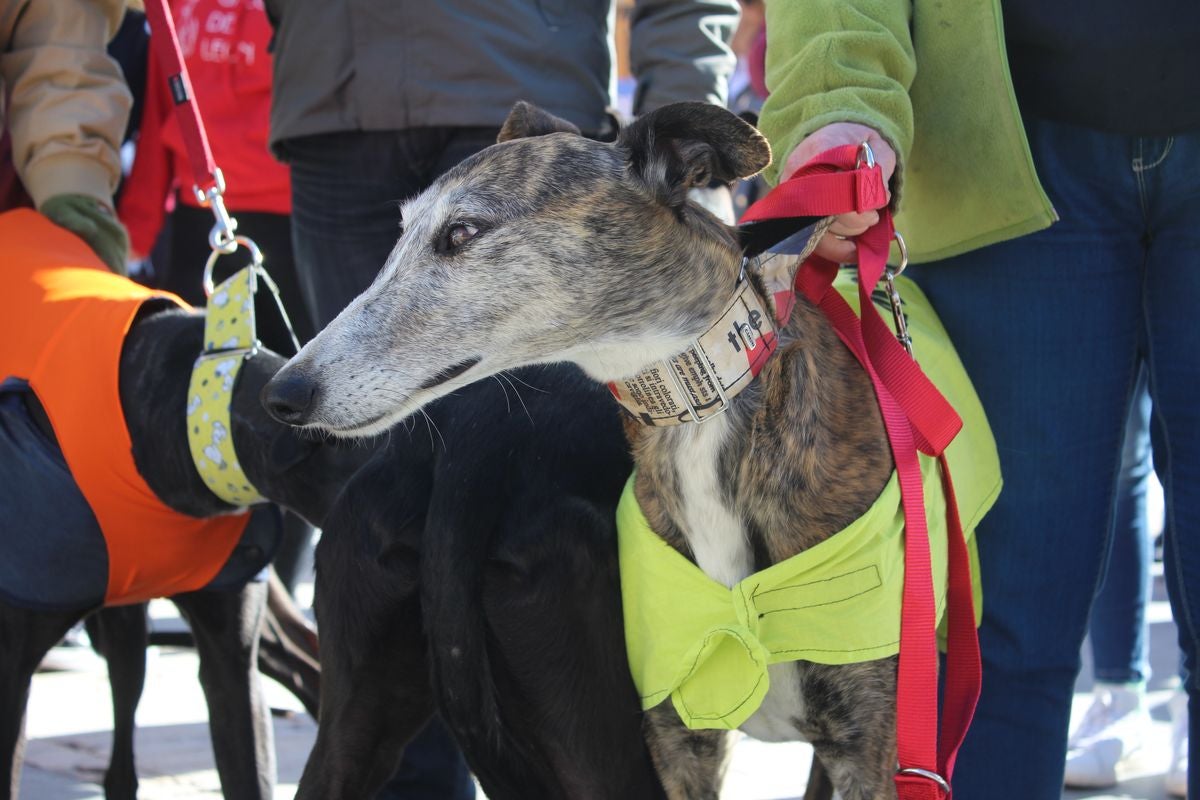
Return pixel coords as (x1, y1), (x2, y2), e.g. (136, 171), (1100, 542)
(609, 273), (779, 426)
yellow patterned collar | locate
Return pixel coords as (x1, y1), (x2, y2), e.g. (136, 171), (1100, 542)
(186, 255), (298, 508)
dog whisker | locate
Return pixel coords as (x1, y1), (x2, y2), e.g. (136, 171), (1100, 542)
(549, 318), (604, 363)
(419, 408), (447, 452)
(491, 375), (513, 414)
(501, 371), (550, 395)
(498, 372), (534, 426)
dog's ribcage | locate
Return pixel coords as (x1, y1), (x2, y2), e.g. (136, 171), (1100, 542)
(670, 417), (808, 742)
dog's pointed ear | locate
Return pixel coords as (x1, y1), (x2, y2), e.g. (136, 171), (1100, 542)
(617, 102), (771, 209)
(498, 101), (582, 143)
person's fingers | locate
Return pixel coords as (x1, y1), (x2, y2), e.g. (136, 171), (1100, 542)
(828, 210), (879, 237)
(814, 233), (858, 263)
(780, 122), (898, 193)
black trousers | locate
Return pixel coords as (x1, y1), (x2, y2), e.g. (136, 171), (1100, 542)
(283, 127), (499, 329)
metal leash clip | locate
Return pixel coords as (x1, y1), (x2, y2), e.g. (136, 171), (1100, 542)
(884, 231), (913, 357)
(194, 167), (238, 256)
(196, 168), (301, 355)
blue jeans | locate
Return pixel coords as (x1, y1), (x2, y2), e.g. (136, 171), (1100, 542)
(905, 116), (1200, 799)
(285, 128), (494, 800)
(1089, 370), (1153, 685)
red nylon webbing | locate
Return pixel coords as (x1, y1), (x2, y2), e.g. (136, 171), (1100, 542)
(741, 148), (980, 799)
(142, 0), (220, 193)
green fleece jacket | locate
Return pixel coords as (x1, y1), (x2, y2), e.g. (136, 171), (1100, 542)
(757, 0), (1058, 264)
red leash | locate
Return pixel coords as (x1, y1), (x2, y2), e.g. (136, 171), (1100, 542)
(741, 146), (981, 799)
(142, 0), (239, 259)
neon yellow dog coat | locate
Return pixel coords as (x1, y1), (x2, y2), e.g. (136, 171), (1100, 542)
(618, 274), (1002, 731)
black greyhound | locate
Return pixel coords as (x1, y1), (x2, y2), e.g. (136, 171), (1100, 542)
(1, 302), (372, 800)
(295, 364), (668, 800)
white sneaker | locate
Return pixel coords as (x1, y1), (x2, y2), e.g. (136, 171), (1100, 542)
(1063, 683), (1154, 788)
(1167, 690), (1189, 798)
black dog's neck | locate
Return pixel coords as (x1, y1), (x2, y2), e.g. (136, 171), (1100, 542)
(119, 304), (229, 517)
(119, 305), (370, 525)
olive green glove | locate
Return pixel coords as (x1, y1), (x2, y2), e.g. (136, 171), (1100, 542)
(40, 193), (130, 276)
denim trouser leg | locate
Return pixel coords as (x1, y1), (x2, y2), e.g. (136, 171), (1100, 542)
(285, 127), (496, 800)
(1142, 132), (1200, 800)
(1089, 370), (1153, 685)
(906, 117), (1200, 799)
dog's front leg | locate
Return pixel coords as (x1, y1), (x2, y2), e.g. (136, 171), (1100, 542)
(296, 471), (436, 800)
(643, 704), (731, 800)
(798, 659), (899, 800)
(469, 496), (667, 799)
(0, 604), (81, 800)
(85, 603), (149, 800)
(296, 589), (433, 800)
(173, 582), (274, 800)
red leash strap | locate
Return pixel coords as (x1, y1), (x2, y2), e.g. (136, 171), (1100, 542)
(142, 0), (238, 256)
(142, 0), (218, 193)
(741, 147), (981, 799)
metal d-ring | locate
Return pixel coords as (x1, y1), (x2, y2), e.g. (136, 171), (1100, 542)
(891, 230), (909, 277)
(856, 141), (876, 170)
(203, 235), (264, 298)
(896, 767), (951, 795)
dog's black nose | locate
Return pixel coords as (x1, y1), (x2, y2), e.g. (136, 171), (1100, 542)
(262, 372), (317, 425)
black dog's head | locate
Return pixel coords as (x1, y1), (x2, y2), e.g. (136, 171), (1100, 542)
(229, 347), (374, 525)
(121, 305), (375, 525)
(230, 349), (376, 526)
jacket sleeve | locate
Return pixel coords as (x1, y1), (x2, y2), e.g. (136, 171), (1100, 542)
(756, 0), (915, 186)
(1, 0), (132, 209)
(628, 0), (740, 113)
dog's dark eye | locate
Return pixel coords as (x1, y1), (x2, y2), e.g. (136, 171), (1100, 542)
(436, 223), (479, 254)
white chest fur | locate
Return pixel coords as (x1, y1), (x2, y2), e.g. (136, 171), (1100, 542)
(671, 419), (753, 589)
(671, 419), (808, 742)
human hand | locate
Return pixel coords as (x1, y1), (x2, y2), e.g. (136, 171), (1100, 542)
(40, 193), (130, 276)
(780, 123), (897, 263)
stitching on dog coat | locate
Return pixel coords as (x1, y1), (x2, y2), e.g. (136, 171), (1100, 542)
(617, 272), (1002, 731)
(0, 209), (252, 606)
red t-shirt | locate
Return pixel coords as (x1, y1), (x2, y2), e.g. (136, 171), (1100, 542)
(119, 0), (289, 256)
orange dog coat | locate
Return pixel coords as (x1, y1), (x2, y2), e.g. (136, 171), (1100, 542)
(0, 209), (250, 606)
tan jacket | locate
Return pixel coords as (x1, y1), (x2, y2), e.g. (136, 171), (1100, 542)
(1, 0), (131, 209)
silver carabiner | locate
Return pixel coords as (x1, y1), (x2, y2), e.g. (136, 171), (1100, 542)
(885, 231), (913, 356)
(194, 168), (239, 256)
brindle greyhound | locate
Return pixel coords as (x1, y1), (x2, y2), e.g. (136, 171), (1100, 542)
(265, 101), (896, 798)
(1, 302), (372, 800)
